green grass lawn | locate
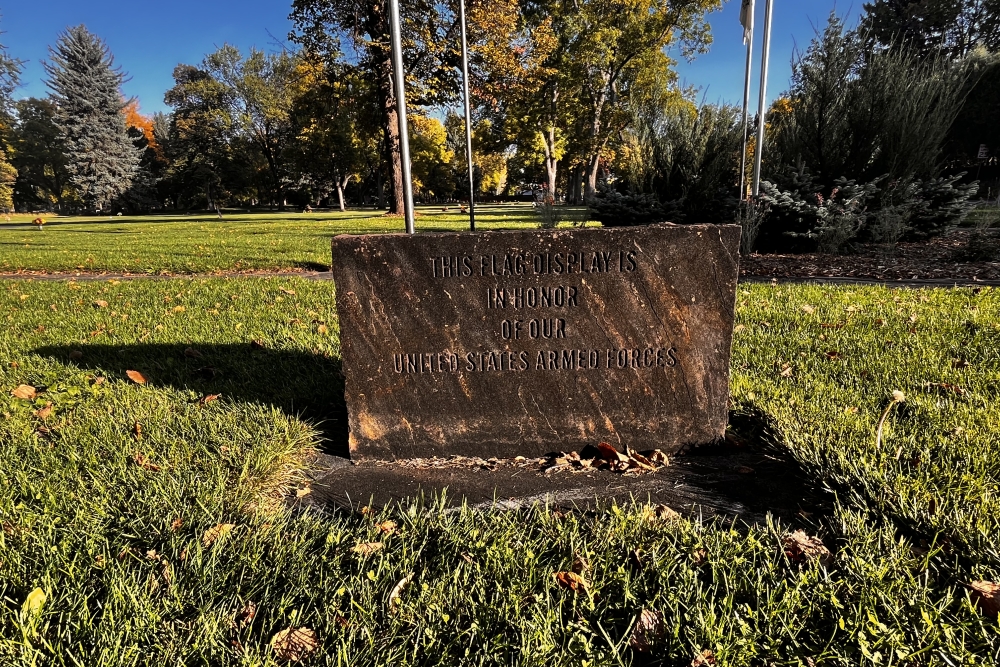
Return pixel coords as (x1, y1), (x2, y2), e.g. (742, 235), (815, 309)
(2, 276), (999, 664)
(0, 206), (554, 275)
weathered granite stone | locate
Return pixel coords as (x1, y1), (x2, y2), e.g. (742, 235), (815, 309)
(331, 224), (740, 460)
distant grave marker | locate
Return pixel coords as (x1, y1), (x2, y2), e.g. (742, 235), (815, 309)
(331, 224), (740, 460)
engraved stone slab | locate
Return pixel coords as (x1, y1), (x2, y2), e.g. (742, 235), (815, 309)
(331, 224), (741, 460)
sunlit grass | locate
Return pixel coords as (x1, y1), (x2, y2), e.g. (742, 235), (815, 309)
(1, 278), (999, 663)
(0, 205), (563, 274)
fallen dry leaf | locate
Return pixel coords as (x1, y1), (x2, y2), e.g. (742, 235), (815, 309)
(596, 441), (628, 463)
(12, 384), (37, 400)
(93, 300), (108, 308)
(279, 287), (296, 295)
(133, 422), (142, 440)
(376, 520), (397, 535)
(782, 530), (833, 566)
(969, 580), (1000, 618)
(125, 370), (147, 384)
(629, 608), (665, 653)
(824, 350), (841, 360)
(553, 570), (587, 591)
(388, 573), (413, 612)
(692, 649), (717, 666)
(172, 305), (186, 313)
(237, 601), (257, 626)
(202, 523), (235, 547)
(780, 365), (794, 378)
(133, 453), (161, 472)
(271, 627), (318, 662)
(801, 304), (815, 314)
(199, 393), (221, 406)
(34, 403), (53, 419)
(351, 541), (383, 557)
(170, 517), (183, 531)
(691, 549), (708, 567)
(295, 487), (312, 498)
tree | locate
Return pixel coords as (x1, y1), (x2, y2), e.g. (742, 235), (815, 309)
(861, 0), (1000, 59)
(552, 0), (722, 198)
(288, 58), (380, 210)
(408, 114), (455, 200)
(44, 26), (141, 212)
(290, 0), (461, 214)
(0, 15), (23, 211)
(203, 45), (300, 207)
(10, 98), (70, 209)
(163, 64), (245, 210)
(769, 15), (975, 189)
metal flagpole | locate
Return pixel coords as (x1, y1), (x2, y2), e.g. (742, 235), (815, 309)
(739, 0), (754, 200)
(459, 0), (476, 230)
(389, 0), (416, 233)
(752, 0), (774, 197)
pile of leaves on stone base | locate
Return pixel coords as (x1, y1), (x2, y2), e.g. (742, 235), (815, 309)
(542, 442), (669, 475)
(368, 443), (669, 475)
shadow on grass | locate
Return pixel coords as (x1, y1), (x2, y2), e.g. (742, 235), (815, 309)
(32, 342), (350, 458)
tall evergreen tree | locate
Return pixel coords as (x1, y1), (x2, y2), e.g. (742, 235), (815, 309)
(0, 15), (24, 211)
(44, 26), (140, 212)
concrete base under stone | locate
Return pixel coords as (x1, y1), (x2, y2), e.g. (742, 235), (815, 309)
(303, 444), (826, 524)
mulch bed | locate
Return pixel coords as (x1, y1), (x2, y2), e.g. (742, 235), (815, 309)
(741, 229), (1000, 283)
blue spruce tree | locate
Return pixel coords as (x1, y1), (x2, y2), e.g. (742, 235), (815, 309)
(45, 26), (140, 212)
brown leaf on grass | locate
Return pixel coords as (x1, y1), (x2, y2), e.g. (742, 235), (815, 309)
(125, 370), (147, 384)
(69, 350), (83, 360)
(376, 520), (397, 535)
(801, 304), (815, 314)
(331, 612), (350, 628)
(691, 549), (708, 567)
(279, 287), (297, 295)
(271, 627), (318, 662)
(93, 300), (108, 308)
(199, 393), (221, 406)
(388, 574), (414, 612)
(170, 517), (183, 532)
(629, 609), (665, 653)
(924, 382), (966, 396)
(691, 649), (717, 666)
(133, 453), (161, 472)
(553, 570), (587, 591)
(12, 384), (37, 400)
(780, 365), (794, 378)
(295, 487), (312, 498)
(184, 347), (203, 359)
(172, 306), (186, 313)
(824, 350), (841, 360)
(34, 403), (53, 419)
(782, 530), (833, 566)
(237, 601), (257, 626)
(653, 504), (681, 521)
(969, 581), (1000, 618)
(133, 422), (142, 440)
(202, 523), (235, 547)
(351, 541), (383, 557)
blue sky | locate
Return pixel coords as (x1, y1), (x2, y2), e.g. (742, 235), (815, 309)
(2, 0), (863, 115)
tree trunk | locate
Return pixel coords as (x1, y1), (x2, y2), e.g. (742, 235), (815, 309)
(378, 44), (405, 215)
(336, 173), (350, 212)
(542, 123), (558, 198)
(585, 153), (601, 200)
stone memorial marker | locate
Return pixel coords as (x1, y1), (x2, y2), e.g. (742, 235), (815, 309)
(331, 224), (740, 460)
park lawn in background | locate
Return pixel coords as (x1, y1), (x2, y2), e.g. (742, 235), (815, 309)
(0, 205), (556, 275)
(1, 277), (999, 664)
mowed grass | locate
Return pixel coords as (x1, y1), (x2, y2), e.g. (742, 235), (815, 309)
(0, 205), (552, 275)
(1, 277), (999, 664)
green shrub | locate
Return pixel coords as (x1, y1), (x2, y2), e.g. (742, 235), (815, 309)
(586, 190), (676, 227)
